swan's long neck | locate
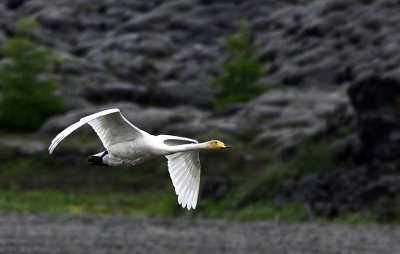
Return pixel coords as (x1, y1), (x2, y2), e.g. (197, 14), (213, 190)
(166, 142), (209, 153)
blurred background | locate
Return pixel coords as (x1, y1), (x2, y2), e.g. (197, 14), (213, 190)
(0, 0), (399, 243)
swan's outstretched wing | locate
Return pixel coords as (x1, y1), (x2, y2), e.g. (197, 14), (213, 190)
(49, 109), (146, 154)
(158, 135), (198, 146)
(166, 151), (201, 210)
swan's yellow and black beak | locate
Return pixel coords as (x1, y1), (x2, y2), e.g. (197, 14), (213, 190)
(217, 141), (232, 149)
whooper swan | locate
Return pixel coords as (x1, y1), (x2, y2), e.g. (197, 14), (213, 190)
(48, 108), (231, 210)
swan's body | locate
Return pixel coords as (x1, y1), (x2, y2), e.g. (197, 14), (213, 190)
(48, 109), (230, 210)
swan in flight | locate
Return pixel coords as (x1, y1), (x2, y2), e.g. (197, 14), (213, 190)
(48, 109), (231, 210)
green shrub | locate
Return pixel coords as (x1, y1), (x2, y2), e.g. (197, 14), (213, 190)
(211, 21), (267, 108)
(0, 17), (65, 131)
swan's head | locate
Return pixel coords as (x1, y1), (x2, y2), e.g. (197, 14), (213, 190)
(207, 140), (231, 150)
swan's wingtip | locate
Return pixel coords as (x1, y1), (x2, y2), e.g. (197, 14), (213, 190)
(104, 108), (120, 113)
(183, 203), (191, 210)
(181, 201), (197, 210)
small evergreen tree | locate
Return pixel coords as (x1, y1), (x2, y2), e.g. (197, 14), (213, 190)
(212, 21), (267, 108)
(0, 17), (65, 131)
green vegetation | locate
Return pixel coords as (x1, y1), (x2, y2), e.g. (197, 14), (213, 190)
(211, 21), (268, 108)
(231, 140), (335, 207)
(0, 17), (65, 131)
(0, 189), (309, 221)
(0, 188), (392, 224)
(0, 137), (390, 224)
(0, 139), (332, 221)
(0, 189), (183, 217)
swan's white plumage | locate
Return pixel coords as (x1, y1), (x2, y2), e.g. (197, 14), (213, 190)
(48, 109), (148, 154)
(166, 151), (200, 209)
(48, 108), (206, 210)
(87, 110), (146, 148)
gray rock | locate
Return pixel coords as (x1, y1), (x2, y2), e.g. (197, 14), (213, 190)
(252, 128), (318, 152)
(157, 80), (215, 109)
(85, 32), (176, 60)
(236, 88), (352, 148)
(118, 9), (171, 33)
(348, 74), (400, 163)
(3, 0), (400, 93)
(0, 138), (46, 156)
(164, 121), (210, 139)
(5, 0), (27, 10)
(39, 103), (140, 135)
(279, 163), (400, 219)
(37, 6), (80, 32)
(39, 103), (207, 136)
(0, 30), (6, 47)
(122, 106), (206, 134)
(82, 82), (151, 105)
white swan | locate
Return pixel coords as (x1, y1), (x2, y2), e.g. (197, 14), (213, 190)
(48, 108), (231, 210)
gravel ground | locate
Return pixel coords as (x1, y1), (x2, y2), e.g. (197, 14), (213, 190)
(0, 212), (399, 254)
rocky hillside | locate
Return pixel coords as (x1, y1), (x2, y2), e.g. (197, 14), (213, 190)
(0, 0), (399, 219)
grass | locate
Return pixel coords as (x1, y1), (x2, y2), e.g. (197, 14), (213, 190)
(331, 212), (379, 224)
(0, 189), (184, 217)
(0, 188), (394, 224)
(0, 188), (310, 222)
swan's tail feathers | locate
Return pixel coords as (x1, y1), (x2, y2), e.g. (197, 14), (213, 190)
(87, 151), (108, 166)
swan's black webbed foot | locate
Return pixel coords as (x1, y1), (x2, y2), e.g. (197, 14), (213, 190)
(88, 151), (108, 166)
(101, 150), (108, 158)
